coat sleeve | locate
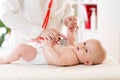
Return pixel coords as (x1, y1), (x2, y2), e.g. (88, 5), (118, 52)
(62, 1), (75, 21)
(0, 0), (41, 38)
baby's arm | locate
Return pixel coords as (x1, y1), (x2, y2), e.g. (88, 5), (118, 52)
(41, 41), (78, 66)
(64, 16), (78, 46)
(67, 28), (76, 46)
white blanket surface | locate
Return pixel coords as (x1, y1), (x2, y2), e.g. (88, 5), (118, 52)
(0, 55), (120, 80)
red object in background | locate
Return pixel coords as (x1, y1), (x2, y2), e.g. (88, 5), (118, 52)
(85, 20), (90, 29)
(84, 4), (97, 29)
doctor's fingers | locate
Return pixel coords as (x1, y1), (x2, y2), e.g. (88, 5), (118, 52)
(49, 32), (56, 40)
(42, 32), (56, 41)
(42, 34), (52, 41)
(50, 29), (67, 40)
(57, 31), (67, 40)
(43, 35), (57, 45)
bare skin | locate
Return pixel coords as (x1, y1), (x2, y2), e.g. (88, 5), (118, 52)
(0, 16), (79, 66)
(41, 42), (80, 66)
(0, 16), (106, 66)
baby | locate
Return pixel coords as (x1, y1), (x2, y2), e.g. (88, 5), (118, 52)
(0, 16), (106, 66)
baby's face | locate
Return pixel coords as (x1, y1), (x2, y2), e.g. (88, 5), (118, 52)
(73, 39), (100, 65)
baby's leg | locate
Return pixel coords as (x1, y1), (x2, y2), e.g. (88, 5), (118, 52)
(0, 43), (37, 64)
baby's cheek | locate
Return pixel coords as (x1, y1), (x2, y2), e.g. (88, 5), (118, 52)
(79, 50), (85, 54)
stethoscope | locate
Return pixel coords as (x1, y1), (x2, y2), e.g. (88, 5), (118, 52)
(38, 0), (53, 40)
(42, 0), (53, 29)
(39, 0), (68, 45)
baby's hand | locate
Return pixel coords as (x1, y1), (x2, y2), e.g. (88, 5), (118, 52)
(64, 16), (79, 32)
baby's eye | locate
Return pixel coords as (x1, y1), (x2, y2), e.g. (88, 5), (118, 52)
(85, 49), (88, 53)
(84, 42), (86, 45)
(77, 47), (79, 51)
(69, 18), (72, 21)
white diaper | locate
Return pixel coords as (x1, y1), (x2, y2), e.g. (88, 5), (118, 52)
(20, 42), (48, 65)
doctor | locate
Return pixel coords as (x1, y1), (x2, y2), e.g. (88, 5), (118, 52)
(0, 0), (74, 51)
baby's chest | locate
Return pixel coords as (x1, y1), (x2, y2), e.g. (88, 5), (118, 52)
(53, 44), (73, 54)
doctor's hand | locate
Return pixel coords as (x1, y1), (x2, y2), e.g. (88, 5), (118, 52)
(64, 16), (79, 32)
(39, 29), (67, 45)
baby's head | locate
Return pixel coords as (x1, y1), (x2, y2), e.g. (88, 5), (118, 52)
(73, 39), (106, 65)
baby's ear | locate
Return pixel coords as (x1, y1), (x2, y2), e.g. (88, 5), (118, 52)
(84, 61), (93, 65)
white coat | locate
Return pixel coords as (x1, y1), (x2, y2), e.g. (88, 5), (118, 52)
(0, 0), (74, 50)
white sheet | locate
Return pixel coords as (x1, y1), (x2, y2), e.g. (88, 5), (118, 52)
(0, 56), (120, 80)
